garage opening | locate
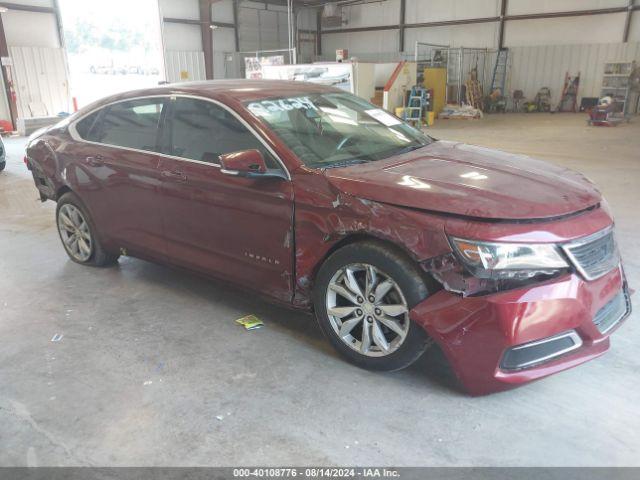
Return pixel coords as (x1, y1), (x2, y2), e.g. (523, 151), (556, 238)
(59, 0), (164, 109)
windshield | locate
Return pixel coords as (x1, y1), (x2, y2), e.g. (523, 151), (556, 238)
(245, 92), (433, 169)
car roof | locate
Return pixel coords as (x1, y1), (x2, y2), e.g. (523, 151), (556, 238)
(171, 79), (341, 100)
(80, 79), (343, 113)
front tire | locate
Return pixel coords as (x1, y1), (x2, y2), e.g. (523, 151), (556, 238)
(56, 192), (119, 267)
(313, 241), (436, 372)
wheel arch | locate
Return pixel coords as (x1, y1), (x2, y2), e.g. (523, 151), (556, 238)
(55, 188), (117, 261)
(55, 185), (73, 200)
(307, 232), (435, 300)
(310, 232), (438, 372)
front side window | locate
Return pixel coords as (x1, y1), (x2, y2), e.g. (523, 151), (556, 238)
(245, 93), (433, 169)
(82, 98), (165, 152)
(165, 97), (278, 168)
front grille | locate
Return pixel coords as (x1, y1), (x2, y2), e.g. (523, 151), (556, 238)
(593, 289), (631, 334)
(562, 228), (619, 280)
(500, 331), (582, 371)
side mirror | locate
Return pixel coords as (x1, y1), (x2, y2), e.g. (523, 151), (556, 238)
(219, 149), (266, 175)
(219, 149), (286, 180)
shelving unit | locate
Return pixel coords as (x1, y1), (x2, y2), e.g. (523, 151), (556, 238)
(601, 62), (633, 113)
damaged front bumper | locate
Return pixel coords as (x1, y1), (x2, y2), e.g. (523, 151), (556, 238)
(409, 265), (631, 395)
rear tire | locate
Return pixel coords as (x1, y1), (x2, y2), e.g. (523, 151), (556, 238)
(0, 161), (5, 171)
(313, 240), (437, 372)
(56, 192), (119, 267)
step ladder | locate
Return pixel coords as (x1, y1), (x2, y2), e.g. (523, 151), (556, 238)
(557, 72), (580, 112)
(490, 49), (509, 95)
(404, 86), (429, 126)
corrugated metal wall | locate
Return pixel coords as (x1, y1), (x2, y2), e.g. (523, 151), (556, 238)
(238, 3), (289, 51)
(9, 46), (70, 119)
(319, 41), (640, 107)
(212, 27), (236, 79)
(164, 50), (206, 83)
(321, 31), (400, 61)
(508, 42), (640, 105)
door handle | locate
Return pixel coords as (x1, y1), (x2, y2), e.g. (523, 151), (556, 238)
(161, 170), (187, 182)
(86, 154), (104, 167)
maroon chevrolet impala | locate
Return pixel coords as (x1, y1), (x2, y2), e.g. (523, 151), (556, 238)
(25, 80), (630, 394)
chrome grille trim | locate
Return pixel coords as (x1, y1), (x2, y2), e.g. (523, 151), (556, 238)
(561, 227), (619, 281)
(593, 289), (631, 335)
(500, 330), (583, 371)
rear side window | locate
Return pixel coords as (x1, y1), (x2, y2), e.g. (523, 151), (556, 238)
(166, 97), (278, 168)
(75, 110), (101, 141)
(82, 98), (166, 152)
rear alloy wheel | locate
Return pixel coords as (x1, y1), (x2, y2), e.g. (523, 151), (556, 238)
(58, 203), (93, 262)
(56, 192), (119, 267)
(326, 264), (410, 357)
(314, 241), (435, 372)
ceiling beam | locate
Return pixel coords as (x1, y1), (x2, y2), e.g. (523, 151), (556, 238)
(163, 17), (234, 29)
(323, 15), (500, 35)
(0, 2), (55, 14)
(506, 6), (629, 21)
(320, 4), (636, 46)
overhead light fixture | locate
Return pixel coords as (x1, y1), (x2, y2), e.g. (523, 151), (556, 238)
(0, 7), (8, 13)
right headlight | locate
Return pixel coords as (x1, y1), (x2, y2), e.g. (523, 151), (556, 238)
(449, 237), (569, 280)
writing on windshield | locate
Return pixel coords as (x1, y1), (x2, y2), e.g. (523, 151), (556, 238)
(245, 93), (431, 169)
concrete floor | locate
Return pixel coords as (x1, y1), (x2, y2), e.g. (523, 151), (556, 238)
(0, 113), (639, 467)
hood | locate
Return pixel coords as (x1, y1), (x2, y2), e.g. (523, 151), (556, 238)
(324, 141), (601, 220)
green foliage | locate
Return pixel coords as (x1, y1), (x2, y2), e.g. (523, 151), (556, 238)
(64, 17), (154, 55)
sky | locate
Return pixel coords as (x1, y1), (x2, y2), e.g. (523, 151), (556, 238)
(58, 0), (162, 32)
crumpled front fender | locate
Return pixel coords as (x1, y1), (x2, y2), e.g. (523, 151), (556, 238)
(409, 266), (628, 395)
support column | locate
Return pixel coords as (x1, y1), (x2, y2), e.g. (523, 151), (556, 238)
(0, 12), (17, 130)
(199, 0), (213, 79)
(232, 0), (240, 52)
(316, 8), (322, 57)
(623, 0), (635, 43)
(399, 0), (406, 53)
(498, 0), (508, 49)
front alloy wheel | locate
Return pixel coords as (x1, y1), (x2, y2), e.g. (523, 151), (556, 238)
(326, 264), (410, 357)
(314, 241), (434, 372)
